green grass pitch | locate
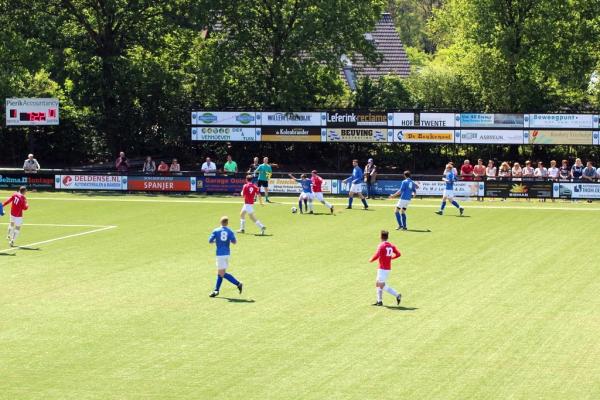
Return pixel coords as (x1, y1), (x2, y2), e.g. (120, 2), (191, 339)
(1, 190), (600, 399)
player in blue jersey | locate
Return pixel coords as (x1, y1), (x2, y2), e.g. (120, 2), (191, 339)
(208, 216), (243, 298)
(435, 164), (464, 216)
(389, 170), (417, 230)
(343, 159), (368, 209)
(288, 173), (314, 214)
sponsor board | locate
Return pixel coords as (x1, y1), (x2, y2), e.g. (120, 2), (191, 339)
(338, 180), (483, 196)
(5, 98), (60, 126)
(191, 127), (259, 141)
(456, 129), (524, 144)
(417, 113), (456, 128)
(458, 113), (524, 128)
(191, 111), (257, 126)
(259, 112), (325, 126)
(55, 175), (127, 190)
(526, 114), (596, 129)
(388, 112), (415, 127)
(526, 130), (593, 145)
(260, 127), (324, 142)
(555, 183), (600, 199)
(484, 181), (553, 198)
(198, 176), (246, 193)
(594, 131), (599, 145)
(394, 129), (454, 143)
(270, 178), (333, 194)
(327, 112), (388, 127)
(326, 128), (387, 142)
(0, 173), (55, 189)
(128, 176), (193, 192)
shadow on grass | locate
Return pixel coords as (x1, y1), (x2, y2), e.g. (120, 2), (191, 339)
(404, 229), (431, 233)
(216, 297), (256, 303)
(0, 252), (16, 256)
(16, 246), (41, 251)
(384, 306), (418, 311)
(252, 233), (274, 237)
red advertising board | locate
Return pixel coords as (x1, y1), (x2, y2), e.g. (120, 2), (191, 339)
(127, 176), (192, 192)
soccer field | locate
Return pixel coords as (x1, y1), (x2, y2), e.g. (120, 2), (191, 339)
(1, 190), (599, 400)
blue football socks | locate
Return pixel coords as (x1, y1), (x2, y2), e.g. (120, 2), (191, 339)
(451, 200), (460, 208)
(401, 213), (407, 228)
(395, 211), (402, 227)
(215, 275), (224, 291)
(224, 273), (240, 286)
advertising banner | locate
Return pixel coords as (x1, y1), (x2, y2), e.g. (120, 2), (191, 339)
(418, 113), (456, 128)
(554, 183), (600, 199)
(259, 112), (325, 126)
(484, 181), (553, 198)
(269, 178), (333, 194)
(0, 173), (55, 189)
(594, 131), (599, 145)
(191, 111), (257, 126)
(327, 111), (388, 127)
(127, 176), (193, 192)
(191, 127), (259, 141)
(55, 175), (127, 190)
(198, 176), (246, 193)
(526, 114), (596, 129)
(326, 128), (387, 142)
(456, 129), (524, 144)
(260, 127), (324, 142)
(388, 112), (414, 127)
(393, 129), (454, 143)
(459, 113), (524, 128)
(5, 98), (60, 126)
(338, 180), (483, 196)
(525, 130), (593, 145)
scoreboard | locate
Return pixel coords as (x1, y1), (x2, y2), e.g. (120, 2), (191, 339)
(5, 98), (60, 126)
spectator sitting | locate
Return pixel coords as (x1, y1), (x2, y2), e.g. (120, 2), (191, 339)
(498, 162), (511, 181)
(485, 160), (497, 180)
(534, 161), (548, 180)
(170, 158), (181, 173)
(559, 160), (570, 181)
(115, 152), (129, 173)
(512, 162), (523, 181)
(547, 160), (559, 181)
(223, 155), (238, 176)
(142, 156), (156, 175)
(460, 159), (474, 181)
(522, 160), (535, 180)
(201, 157), (217, 175)
(23, 154), (41, 174)
(157, 161), (169, 175)
(571, 158), (584, 181)
(582, 161), (596, 182)
(473, 159), (485, 181)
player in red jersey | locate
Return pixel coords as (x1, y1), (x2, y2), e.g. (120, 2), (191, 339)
(3, 186), (29, 247)
(310, 170), (334, 214)
(369, 230), (402, 306)
(239, 175), (266, 235)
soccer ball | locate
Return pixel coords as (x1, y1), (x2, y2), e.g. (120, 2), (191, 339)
(291, 207), (298, 214)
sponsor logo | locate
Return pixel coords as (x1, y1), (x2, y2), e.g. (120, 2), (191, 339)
(236, 112), (255, 124)
(267, 112), (311, 122)
(197, 112), (218, 124)
(328, 112), (356, 124)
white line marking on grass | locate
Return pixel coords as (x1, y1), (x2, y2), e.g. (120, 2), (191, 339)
(0, 223), (115, 228)
(23, 196), (600, 211)
(0, 225), (117, 253)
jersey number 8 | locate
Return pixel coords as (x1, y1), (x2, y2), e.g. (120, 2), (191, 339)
(220, 231), (228, 241)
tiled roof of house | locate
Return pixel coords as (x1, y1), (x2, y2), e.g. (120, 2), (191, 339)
(347, 13), (411, 84)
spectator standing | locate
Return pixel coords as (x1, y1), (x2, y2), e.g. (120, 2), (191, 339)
(582, 161), (596, 182)
(522, 161), (535, 181)
(142, 156), (156, 175)
(201, 157), (217, 175)
(224, 155), (238, 176)
(485, 160), (497, 180)
(534, 161), (548, 180)
(571, 158), (584, 181)
(498, 162), (511, 181)
(255, 157), (276, 202)
(473, 159), (486, 181)
(512, 162), (523, 181)
(170, 158), (181, 173)
(248, 157), (260, 184)
(559, 160), (571, 181)
(157, 161), (169, 175)
(460, 159), (474, 181)
(547, 160), (559, 181)
(115, 152), (129, 173)
(23, 154), (41, 173)
(364, 158), (377, 199)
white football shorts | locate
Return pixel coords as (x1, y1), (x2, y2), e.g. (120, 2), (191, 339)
(10, 216), (23, 227)
(299, 192), (311, 200)
(313, 192), (325, 202)
(350, 183), (363, 193)
(241, 204), (254, 214)
(376, 268), (390, 283)
(396, 199), (410, 209)
(443, 189), (454, 199)
(216, 256), (230, 269)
